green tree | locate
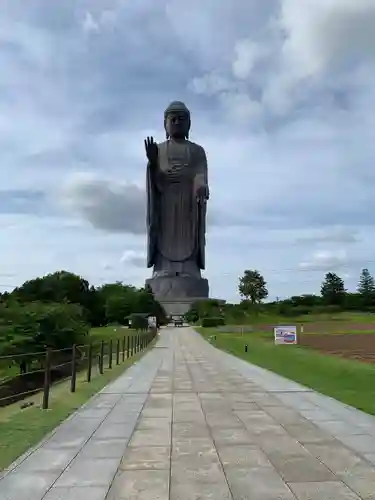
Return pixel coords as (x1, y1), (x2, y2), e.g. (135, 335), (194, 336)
(12, 271), (90, 304)
(238, 270), (268, 304)
(320, 272), (346, 305)
(357, 268), (375, 306)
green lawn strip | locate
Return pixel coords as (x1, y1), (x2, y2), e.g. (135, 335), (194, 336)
(0, 338), (155, 471)
(89, 326), (135, 344)
(198, 328), (375, 417)
(0, 326), (136, 384)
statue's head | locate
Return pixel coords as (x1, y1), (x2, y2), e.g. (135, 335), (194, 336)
(164, 101), (191, 140)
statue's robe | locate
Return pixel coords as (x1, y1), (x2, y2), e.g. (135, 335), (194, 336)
(146, 139), (208, 277)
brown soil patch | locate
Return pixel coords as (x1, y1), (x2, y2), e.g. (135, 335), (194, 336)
(257, 322), (375, 333)
(299, 333), (375, 363)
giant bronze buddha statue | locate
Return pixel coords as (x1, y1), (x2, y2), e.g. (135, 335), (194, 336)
(144, 101), (209, 300)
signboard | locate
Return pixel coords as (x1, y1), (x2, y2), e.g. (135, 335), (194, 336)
(274, 325), (297, 345)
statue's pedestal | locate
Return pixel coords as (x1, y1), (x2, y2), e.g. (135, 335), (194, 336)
(145, 275), (209, 316)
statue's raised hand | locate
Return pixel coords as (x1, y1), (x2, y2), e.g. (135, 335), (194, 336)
(144, 136), (158, 165)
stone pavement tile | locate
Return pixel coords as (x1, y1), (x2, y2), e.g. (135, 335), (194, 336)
(172, 438), (219, 465)
(173, 422), (211, 439)
(288, 481), (361, 500)
(251, 394), (288, 407)
(14, 447), (78, 473)
(339, 464), (375, 499)
(228, 392), (257, 403)
(225, 467), (295, 500)
(129, 428), (171, 447)
(304, 441), (368, 475)
(253, 434), (308, 455)
(173, 409), (206, 422)
(120, 446), (170, 470)
(235, 410), (278, 425)
(0, 472), (58, 500)
(92, 422), (135, 440)
(78, 438), (129, 459)
(53, 457), (120, 488)
(205, 412), (244, 429)
(105, 411), (140, 424)
(267, 449), (337, 483)
(265, 406), (310, 425)
(106, 469), (169, 500)
(229, 401), (261, 412)
(299, 408), (338, 422)
(169, 479), (232, 500)
(43, 486), (109, 500)
(211, 427), (255, 446)
(337, 434), (375, 454)
(85, 394), (122, 409)
(171, 462), (227, 484)
(142, 407), (172, 418)
(217, 444), (272, 469)
(147, 393), (172, 405)
(42, 432), (89, 451)
(77, 408), (112, 419)
(317, 420), (366, 437)
(137, 417), (171, 430)
(174, 402), (202, 413)
(284, 422), (335, 444)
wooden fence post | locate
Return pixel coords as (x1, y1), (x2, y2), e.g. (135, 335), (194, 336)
(100, 341), (104, 374)
(87, 343), (93, 382)
(109, 339), (113, 369)
(42, 348), (51, 410)
(116, 339), (120, 365)
(70, 344), (77, 393)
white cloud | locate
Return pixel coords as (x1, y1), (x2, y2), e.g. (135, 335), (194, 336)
(279, 0), (375, 79)
(120, 250), (146, 268)
(296, 227), (359, 245)
(232, 39), (267, 80)
(82, 12), (100, 34)
(299, 249), (349, 271)
(59, 172), (146, 234)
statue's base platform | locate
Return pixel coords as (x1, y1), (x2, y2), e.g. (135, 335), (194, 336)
(145, 275), (209, 316)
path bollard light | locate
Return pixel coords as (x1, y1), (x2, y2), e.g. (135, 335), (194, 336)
(245, 345), (248, 353)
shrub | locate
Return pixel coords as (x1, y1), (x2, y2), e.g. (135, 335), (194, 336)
(130, 313), (148, 331)
(201, 317), (225, 328)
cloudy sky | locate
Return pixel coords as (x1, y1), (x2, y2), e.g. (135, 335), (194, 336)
(1, 0), (375, 302)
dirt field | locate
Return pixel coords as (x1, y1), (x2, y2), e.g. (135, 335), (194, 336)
(299, 333), (375, 363)
(299, 322), (375, 334)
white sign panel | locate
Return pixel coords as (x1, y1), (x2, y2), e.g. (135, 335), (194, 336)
(274, 325), (297, 345)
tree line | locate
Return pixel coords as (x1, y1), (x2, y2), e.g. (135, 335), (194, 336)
(0, 270), (166, 359)
(186, 268), (375, 324)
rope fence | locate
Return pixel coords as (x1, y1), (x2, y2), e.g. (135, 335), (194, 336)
(0, 328), (157, 409)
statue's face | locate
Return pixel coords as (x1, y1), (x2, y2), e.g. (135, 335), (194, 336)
(165, 111), (190, 139)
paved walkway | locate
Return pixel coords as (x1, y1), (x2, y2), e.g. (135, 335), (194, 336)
(2, 327), (375, 499)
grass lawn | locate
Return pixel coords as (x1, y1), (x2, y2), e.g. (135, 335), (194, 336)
(198, 327), (375, 417)
(230, 311), (375, 325)
(89, 325), (135, 344)
(0, 326), (136, 383)
(0, 329), (155, 471)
